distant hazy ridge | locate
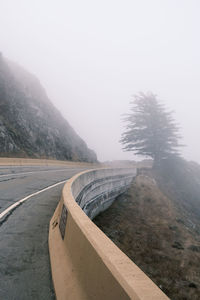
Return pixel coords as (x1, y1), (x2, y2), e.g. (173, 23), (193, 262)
(0, 54), (97, 162)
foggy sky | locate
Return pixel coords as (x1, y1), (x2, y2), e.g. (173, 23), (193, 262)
(0, 0), (199, 162)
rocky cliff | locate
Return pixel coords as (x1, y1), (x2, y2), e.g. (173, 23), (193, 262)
(0, 53), (97, 162)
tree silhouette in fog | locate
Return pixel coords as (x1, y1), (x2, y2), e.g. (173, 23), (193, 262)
(121, 92), (182, 166)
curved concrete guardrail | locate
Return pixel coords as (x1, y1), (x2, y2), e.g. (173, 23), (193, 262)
(49, 168), (169, 300)
(0, 157), (97, 167)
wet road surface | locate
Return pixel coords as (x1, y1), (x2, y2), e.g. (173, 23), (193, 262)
(0, 165), (89, 300)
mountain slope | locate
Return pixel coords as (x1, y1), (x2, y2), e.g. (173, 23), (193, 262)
(0, 53), (97, 162)
(94, 158), (200, 300)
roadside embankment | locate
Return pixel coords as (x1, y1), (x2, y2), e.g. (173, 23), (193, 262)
(94, 173), (200, 300)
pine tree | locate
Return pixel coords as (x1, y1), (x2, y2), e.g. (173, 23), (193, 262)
(120, 92), (182, 165)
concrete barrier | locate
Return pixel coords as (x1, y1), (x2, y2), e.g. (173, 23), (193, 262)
(49, 168), (169, 300)
(0, 157), (99, 167)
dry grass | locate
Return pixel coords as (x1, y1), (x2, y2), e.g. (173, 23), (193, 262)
(94, 174), (200, 300)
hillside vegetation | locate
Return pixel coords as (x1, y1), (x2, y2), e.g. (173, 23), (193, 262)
(94, 157), (200, 300)
(0, 53), (97, 162)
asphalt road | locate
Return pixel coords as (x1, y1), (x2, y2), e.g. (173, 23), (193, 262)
(0, 165), (89, 300)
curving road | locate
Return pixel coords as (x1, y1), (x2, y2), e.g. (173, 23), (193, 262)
(0, 164), (89, 300)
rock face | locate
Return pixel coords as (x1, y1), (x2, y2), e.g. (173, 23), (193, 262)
(0, 54), (97, 162)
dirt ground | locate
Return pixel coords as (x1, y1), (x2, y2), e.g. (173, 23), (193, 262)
(94, 175), (200, 300)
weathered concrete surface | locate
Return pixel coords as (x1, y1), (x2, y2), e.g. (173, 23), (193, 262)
(0, 165), (89, 300)
(49, 168), (169, 300)
(72, 168), (136, 219)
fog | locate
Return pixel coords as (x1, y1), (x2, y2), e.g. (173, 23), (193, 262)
(0, 0), (199, 162)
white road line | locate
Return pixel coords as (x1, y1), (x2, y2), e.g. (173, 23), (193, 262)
(0, 179), (67, 220)
(0, 168), (78, 179)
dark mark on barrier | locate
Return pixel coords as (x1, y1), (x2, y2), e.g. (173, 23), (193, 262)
(59, 204), (68, 239)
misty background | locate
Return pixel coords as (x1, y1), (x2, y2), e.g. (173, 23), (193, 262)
(0, 0), (199, 162)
